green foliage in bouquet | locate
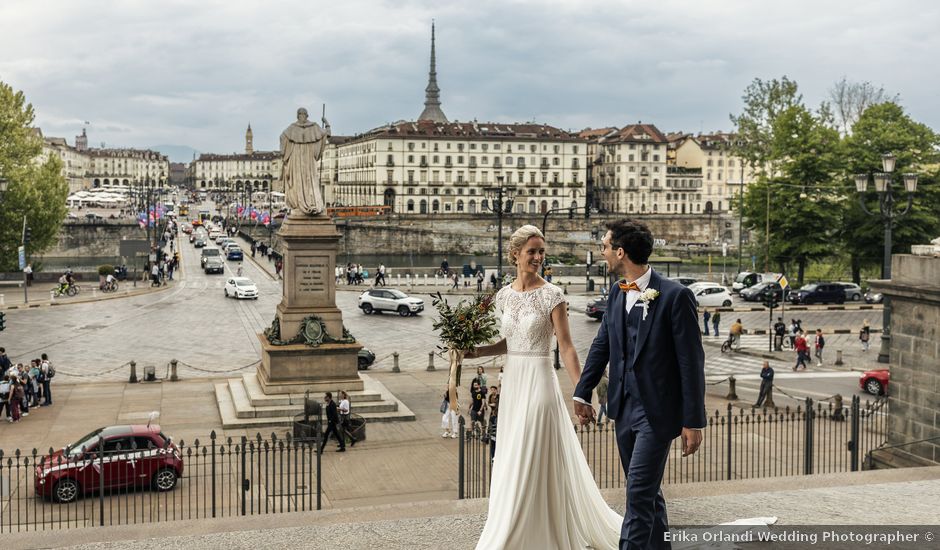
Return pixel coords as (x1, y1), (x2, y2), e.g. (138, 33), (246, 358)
(431, 291), (499, 386)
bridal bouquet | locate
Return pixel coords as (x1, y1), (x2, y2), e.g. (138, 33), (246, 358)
(431, 292), (499, 413)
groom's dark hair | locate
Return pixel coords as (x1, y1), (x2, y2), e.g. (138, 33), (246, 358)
(606, 219), (654, 265)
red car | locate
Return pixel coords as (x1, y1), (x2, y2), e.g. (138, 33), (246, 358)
(860, 369), (890, 396)
(35, 425), (183, 503)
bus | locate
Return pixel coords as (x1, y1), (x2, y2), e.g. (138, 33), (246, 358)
(179, 204), (189, 217)
(326, 205), (391, 218)
(199, 209), (211, 222)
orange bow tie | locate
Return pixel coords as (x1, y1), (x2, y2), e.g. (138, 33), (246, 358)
(618, 280), (641, 292)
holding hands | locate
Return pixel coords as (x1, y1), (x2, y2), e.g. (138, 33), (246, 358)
(573, 401), (596, 426)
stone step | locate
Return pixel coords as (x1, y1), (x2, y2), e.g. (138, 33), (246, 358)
(215, 384), (416, 429)
(229, 378), (397, 419)
(241, 373), (383, 407)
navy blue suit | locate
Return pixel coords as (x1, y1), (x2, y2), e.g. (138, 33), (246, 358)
(575, 269), (706, 549)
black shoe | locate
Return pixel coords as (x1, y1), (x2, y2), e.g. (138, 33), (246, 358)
(337, 448), (346, 452)
(350, 439), (357, 447)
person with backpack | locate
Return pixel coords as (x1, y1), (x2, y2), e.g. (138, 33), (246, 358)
(40, 353), (54, 406)
(814, 329), (826, 367)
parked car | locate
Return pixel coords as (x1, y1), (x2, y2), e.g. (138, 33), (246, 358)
(687, 282), (726, 294)
(669, 277), (698, 287)
(200, 247), (221, 268)
(224, 277), (258, 299)
(585, 295), (608, 320)
(204, 256), (225, 274)
(732, 271), (784, 293)
(692, 286), (734, 307)
(226, 247), (244, 261)
(34, 424), (182, 503)
(358, 348), (376, 370)
(865, 291), (884, 304)
(358, 288), (424, 316)
(860, 369), (889, 396)
(740, 282), (786, 302)
(789, 283), (846, 305)
(836, 282), (864, 302)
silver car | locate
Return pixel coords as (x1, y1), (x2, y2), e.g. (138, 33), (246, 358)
(836, 282), (863, 302)
(358, 288), (424, 317)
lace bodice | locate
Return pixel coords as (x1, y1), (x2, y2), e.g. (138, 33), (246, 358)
(495, 284), (567, 355)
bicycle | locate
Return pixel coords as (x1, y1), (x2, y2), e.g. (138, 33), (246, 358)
(720, 335), (740, 353)
(101, 280), (119, 293)
(53, 284), (80, 297)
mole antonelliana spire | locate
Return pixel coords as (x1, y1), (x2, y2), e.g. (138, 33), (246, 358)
(418, 21), (448, 123)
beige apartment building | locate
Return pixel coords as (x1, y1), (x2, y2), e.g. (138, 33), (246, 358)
(190, 125), (281, 193)
(673, 133), (758, 213)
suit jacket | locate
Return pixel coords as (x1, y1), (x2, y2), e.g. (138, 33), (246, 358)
(575, 269), (706, 440)
(325, 400), (340, 424)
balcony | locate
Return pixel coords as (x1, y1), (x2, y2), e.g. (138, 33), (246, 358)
(517, 161), (526, 170)
(566, 181), (583, 189)
(454, 180), (469, 186)
(386, 160), (395, 167)
(420, 160), (428, 168)
(540, 161), (550, 169)
(526, 180), (540, 187)
(428, 180), (444, 187)
(445, 161), (453, 168)
(649, 185), (663, 192)
(549, 181), (565, 188)
(493, 161), (502, 169)
(640, 168), (649, 176)
(469, 161), (477, 168)
(571, 161), (580, 170)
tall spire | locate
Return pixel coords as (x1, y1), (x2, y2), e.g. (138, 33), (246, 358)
(245, 123), (254, 155)
(418, 21), (448, 123)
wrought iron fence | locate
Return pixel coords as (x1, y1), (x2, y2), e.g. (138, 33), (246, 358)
(0, 431), (322, 533)
(459, 395), (888, 499)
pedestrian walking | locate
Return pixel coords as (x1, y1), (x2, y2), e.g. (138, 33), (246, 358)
(440, 387), (459, 438)
(375, 263), (387, 286)
(470, 380), (486, 432)
(338, 390), (358, 447)
(754, 361), (774, 407)
(596, 375), (609, 423)
(789, 318), (800, 348)
(773, 317), (786, 351)
(859, 320), (871, 352)
(476, 271), (484, 293)
(814, 329), (826, 366)
(24, 263), (33, 287)
(793, 331), (810, 370)
(275, 257), (283, 279)
(451, 272), (459, 290)
(319, 392), (345, 453)
(711, 311), (721, 337)
(251, 242), (257, 257)
(702, 309), (711, 336)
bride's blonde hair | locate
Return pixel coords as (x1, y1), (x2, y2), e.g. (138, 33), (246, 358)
(508, 225), (545, 266)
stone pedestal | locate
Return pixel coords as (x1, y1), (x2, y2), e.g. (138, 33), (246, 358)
(257, 213), (361, 391)
(276, 214), (344, 340)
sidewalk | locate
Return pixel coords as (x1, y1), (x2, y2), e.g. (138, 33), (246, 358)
(11, 466), (940, 549)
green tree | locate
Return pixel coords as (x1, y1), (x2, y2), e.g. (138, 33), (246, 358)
(0, 80), (69, 271)
(741, 104), (844, 285)
(841, 102), (940, 282)
(729, 76), (802, 176)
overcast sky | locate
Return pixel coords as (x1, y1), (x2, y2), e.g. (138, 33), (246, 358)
(2, 0), (937, 158)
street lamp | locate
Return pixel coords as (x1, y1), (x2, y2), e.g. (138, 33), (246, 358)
(482, 176), (516, 281)
(854, 152), (919, 364)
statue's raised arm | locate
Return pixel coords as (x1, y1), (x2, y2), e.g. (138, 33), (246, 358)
(280, 107), (328, 216)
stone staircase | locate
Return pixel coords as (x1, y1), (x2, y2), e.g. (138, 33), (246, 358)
(215, 372), (415, 429)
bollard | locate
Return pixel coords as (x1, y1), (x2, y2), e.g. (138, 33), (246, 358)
(392, 352), (400, 373)
(92, 289), (97, 298)
(129, 360), (138, 383)
(0, 294), (4, 306)
(396, 274), (401, 286)
(835, 349), (843, 366)
(726, 376), (739, 401)
(50, 290), (56, 301)
(427, 351), (435, 371)
(423, 274), (428, 286)
(170, 359), (179, 381)
(832, 394), (845, 421)
(764, 385), (775, 408)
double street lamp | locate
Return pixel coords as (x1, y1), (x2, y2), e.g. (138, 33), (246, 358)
(854, 153), (919, 364)
(482, 176), (517, 281)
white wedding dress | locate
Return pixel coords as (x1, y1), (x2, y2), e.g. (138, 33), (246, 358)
(476, 284), (622, 549)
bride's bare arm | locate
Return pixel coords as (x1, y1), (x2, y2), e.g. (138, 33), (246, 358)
(550, 303), (581, 386)
(466, 338), (507, 359)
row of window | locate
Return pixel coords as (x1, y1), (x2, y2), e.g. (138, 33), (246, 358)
(398, 141), (580, 154)
(338, 170), (579, 185)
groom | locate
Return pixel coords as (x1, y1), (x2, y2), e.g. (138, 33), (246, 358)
(574, 219), (706, 550)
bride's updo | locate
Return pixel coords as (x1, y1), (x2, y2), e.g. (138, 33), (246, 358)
(508, 225), (545, 266)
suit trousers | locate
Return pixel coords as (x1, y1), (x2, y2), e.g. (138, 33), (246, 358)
(616, 387), (673, 550)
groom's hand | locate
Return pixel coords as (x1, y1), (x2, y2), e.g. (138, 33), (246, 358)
(680, 428), (703, 457)
(573, 401), (596, 425)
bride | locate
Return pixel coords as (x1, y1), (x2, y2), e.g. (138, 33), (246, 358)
(468, 225), (622, 549)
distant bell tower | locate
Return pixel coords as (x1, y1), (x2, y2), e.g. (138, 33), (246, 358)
(246, 123), (254, 154)
(75, 128), (88, 151)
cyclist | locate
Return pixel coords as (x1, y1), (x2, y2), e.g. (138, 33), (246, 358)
(729, 318), (744, 350)
(56, 274), (70, 295)
(103, 272), (117, 291)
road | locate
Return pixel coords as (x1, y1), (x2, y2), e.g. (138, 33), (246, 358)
(0, 215), (885, 405)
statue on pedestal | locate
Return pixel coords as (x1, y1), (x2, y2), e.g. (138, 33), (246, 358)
(280, 107), (330, 216)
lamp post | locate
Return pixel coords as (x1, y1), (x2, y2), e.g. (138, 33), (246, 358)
(854, 153), (919, 364)
(482, 176), (516, 281)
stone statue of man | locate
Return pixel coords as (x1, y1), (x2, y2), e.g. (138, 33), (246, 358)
(280, 107), (330, 215)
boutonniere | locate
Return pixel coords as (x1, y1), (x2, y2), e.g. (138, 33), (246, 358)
(637, 289), (660, 321)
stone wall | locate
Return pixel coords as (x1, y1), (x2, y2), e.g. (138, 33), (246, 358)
(246, 212), (734, 260)
(43, 220), (149, 259)
(870, 254), (940, 466)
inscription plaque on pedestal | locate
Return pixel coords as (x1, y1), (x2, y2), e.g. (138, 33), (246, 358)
(296, 257), (328, 297)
